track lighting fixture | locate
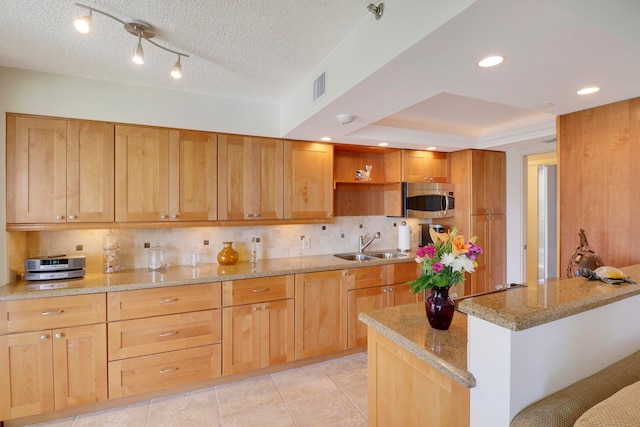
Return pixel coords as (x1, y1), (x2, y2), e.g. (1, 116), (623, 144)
(73, 3), (189, 79)
(367, 2), (385, 20)
(170, 56), (183, 79)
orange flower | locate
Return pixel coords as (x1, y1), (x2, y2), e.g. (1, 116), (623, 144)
(451, 235), (471, 257)
(429, 227), (450, 244)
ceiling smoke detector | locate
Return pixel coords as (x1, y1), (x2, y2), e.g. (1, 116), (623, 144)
(336, 114), (355, 125)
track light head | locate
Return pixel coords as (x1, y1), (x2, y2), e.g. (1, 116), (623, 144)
(367, 2), (384, 20)
(170, 56), (182, 79)
(73, 10), (92, 33)
(132, 35), (144, 64)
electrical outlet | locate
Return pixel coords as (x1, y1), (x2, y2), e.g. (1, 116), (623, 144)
(301, 236), (310, 249)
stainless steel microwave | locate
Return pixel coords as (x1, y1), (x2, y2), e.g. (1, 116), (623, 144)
(402, 182), (455, 219)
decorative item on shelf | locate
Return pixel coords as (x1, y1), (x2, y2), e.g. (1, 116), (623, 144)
(103, 229), (121, 273)
(408, 226), (483, 330)
(579, 266), (637, 285)
(566, 229), (604, 278)
(148, 245), (167, 271)
(217, 241), (239, 265)
(355, 164), (373, 181)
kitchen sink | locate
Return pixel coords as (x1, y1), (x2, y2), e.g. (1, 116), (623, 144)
(334, 253), (377, 261)
(368, 252), (409, 259)
(334, 251), (410, 261)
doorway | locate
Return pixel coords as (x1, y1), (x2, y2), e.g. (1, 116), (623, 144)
(525, 152), (558, 282)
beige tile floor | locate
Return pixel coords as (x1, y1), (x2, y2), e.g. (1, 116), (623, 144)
(23, 352), (368, 427)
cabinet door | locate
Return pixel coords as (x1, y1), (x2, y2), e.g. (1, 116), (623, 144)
(168, 130), (217, 221)
(52, 324), (107, 410)
(6, 115), (67, 223)
(295, 270), (348, 359)
(260, 298), (294, 368)
(222, 305), (261, 375)
(402, 150), (449, 183)
(348, 265), (387, 290)
(66, 120), (115, 223)
(348, 287), (388, 348)
(218, 135), (283, 220)
(115, 125), (169, 222)
(389, 283), (421, 306)
(469, 214), (506, 294)
(284, 141), (333, 219)
(0, 331), (54, 420)
(471, 151), (506, 214)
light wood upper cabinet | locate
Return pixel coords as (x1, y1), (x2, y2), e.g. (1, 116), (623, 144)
(284, 140), (333, 219)
(218, 134), (283, 220)
(115, 125), (217, 222)
(470, 150), (506, 214)
(169, 130), (217, 221)
(115, 125), (169, 222)
(402, 150), (449, 183)
(6, 115), (114, 224)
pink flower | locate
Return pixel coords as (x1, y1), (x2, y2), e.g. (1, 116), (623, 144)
(432, 262), (444, 274)
(425, 245), (436, 258)
(416, 246), (429, 258)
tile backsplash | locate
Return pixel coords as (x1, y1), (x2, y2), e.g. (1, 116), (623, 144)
(10, 217), (428, 276)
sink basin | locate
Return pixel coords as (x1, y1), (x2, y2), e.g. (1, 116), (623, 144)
(368, 252), (410, 259)
(334, 253), (377, 261)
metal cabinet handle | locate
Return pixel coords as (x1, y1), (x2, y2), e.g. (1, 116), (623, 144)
(40, 335), (47, 341)
(383, 289), (387, 293)
(160, 214), (168, 219)
(160, 368), (178, 374)
(159, 298), (178, 303)
(254, 213), (261, 218)
(246, 213), (254, 218)
(56, 215), (64, 221)
(54, 333), (62, 339)
(171, 214), (178, 219)
(262, 305), (268, 310)
(252, 288), (269, 293)
(253, 307), (258, 312)
(388, 287), (394, 292)
(159, 331), (178, 337)
(68, 215), (76, 220)
(41, 310), (64, 315)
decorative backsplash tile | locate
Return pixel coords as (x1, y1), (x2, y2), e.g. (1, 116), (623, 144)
(11, 216), (425, 275)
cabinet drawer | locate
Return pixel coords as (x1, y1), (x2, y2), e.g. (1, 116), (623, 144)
(108, 344), (221, 399)
(0, 294), (106, 334)
(348, 265), (387, 290)
(388, 262), (420, 285)
(107, 282), (221, 321)
(108, 310), (221, 361)
(222, 275), (293, 306)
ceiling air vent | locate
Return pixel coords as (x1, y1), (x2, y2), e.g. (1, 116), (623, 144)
(313, 71), (326, 102)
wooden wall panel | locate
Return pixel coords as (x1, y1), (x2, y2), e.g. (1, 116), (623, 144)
(558, 98), (640, 273)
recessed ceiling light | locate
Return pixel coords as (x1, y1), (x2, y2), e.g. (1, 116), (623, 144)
(378, 142), (389, 146)
(426, 146), (437, 151)
(321, 137), (332, 141)
(477, 55), (504, 68)
(577, 86), (600, 95)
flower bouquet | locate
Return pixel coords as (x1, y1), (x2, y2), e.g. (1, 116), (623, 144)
(408, 226), (482, 329)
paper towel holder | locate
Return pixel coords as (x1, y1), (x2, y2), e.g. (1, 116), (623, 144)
(398, 221), (412, 253)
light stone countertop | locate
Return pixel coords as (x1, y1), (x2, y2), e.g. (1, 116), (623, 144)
(458, 263), (640, 331)
(0, 252), (415, 301)
(359, 303), (475, 388)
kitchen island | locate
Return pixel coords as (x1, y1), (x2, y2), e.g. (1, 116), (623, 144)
(360, 264), (640, 426)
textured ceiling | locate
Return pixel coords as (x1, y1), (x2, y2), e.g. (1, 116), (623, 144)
(2, 1), (640, 151)
(0, 0), (367, 103)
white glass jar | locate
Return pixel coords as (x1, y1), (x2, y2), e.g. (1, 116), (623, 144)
(148, 246), (167, 270)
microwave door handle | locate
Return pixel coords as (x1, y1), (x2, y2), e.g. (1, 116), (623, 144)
(443, 193), (449, 215)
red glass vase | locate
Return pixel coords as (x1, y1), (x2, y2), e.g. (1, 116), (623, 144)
(425, 286), (455, 330)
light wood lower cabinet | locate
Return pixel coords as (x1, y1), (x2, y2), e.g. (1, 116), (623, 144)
(222, 299), (294, 375)
(347, 264), (422, 347)
(0, 294), (107, 422)
(295, 270), (348, 359)
(108, 345), (221, 399)
(107, 282), (222, 399)
(222, 276), (294, 375)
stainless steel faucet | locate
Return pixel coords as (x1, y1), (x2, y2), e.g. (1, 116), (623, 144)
(358, 232), (381, 253)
